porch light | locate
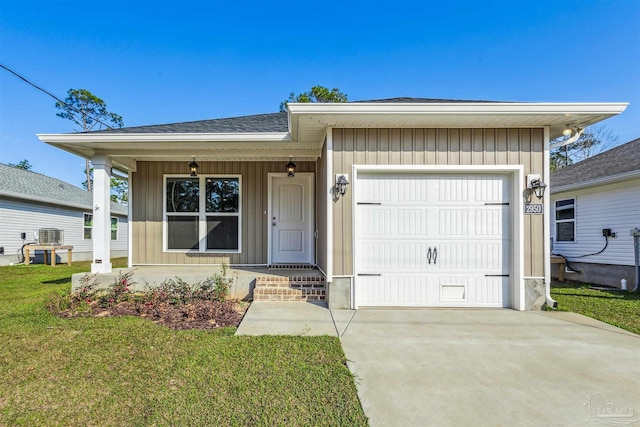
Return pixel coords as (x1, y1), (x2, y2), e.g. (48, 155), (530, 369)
(335, 174), (349, 196)
(286, 158), (296, 177)
(189, 158), (199, 177)
(530, 178), (547, 199)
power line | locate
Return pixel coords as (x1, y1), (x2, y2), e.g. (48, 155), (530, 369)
(0, 63), (116, 130)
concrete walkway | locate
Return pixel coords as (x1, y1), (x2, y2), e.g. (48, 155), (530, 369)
(235, 301), (337, 336)
(235, 303), (640, 425)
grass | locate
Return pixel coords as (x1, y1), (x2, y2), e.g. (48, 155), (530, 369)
(551, 280), (640, 334)
(0, 259), (367, 426)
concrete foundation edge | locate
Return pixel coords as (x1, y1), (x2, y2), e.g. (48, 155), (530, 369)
(524, 278), (545, 310)
(328, 277), (351, 309)
(552, 262), (636, 288)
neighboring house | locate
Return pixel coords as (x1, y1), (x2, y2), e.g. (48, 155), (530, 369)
(550, 137), (640, 287)
(0, 164), (128, 265)
(37, 98), (627, 310)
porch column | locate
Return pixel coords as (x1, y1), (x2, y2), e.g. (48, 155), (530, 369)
(91, 155), (112, 273)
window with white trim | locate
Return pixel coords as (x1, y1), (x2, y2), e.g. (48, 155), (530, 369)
(83, 213), (119, 240)
(555, 198), (575, 242)
(111, 217), (119, 240)
(165, 176), (241, 252)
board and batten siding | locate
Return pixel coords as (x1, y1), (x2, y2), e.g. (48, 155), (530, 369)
(131, 161), (316, 265)
(0, 197), (128, 263)
(331, 128), (545, 277)
(551, 179), (640, 266)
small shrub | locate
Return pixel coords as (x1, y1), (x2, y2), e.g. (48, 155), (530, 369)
(98, 270), (136, 307)
(70, 273), (99, 306)
(206, 271), (232, 302)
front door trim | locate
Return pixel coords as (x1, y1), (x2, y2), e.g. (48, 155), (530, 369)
(267, 172), (315, 266)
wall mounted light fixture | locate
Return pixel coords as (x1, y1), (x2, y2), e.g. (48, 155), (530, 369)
(189, 157), (199, 177)
(335, 174), (349, 196)
(527, 174), (547, 200)
(286, 157), (296, 177)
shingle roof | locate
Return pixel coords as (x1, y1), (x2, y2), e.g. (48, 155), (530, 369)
(91, 112), (289, 134)
(550, 137), (640, 188)
(0, 164), (127, 215)
(354, 97), (505, 103)
(86, 98), (505, 134)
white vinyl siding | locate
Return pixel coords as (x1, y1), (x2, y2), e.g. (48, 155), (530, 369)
(551, 179), (640, 266)
(0, 197), (128, 261)
(83, 213), (120, 241)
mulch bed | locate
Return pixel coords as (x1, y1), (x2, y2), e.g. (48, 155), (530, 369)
(59, 300), (249, 330)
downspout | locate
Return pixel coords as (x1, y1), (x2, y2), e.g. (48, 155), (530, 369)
(544, 127), (558, 308)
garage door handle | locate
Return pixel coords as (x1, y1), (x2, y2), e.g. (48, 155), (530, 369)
(427, 247), (432, 264)
(433, 248), (437, 264)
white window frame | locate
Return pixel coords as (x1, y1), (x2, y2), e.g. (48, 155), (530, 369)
(555, 198), (576, 243)
(83, 213), (118, 241)
(83, 213), (93, 240)
(111, 217), (119, 241)
(163, 174), (242, 253)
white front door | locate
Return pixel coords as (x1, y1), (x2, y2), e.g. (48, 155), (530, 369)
(270, 173), (314, 264)
(355, 173), (511, 308)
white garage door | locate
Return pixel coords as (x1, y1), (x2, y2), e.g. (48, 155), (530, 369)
(354, 173), (511, 308)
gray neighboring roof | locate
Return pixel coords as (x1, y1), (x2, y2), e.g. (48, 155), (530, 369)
(0, 164), (127, 215)
(550, 137), (640, 189)
(91, 112), (289, 134)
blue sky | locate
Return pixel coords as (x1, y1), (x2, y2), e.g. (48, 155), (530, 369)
(1, 0), (639, 186)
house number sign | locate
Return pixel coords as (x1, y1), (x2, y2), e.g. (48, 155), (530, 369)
(524, 203), (543, 214)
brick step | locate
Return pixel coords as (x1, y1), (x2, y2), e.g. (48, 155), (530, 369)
(253, 286), (326, 302)
(254, 276), (326, 302)
(255, 276), (325, 289)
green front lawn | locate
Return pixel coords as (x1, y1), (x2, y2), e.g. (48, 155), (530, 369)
(551, 281), (640, 334)
(0, 260), (367, 426)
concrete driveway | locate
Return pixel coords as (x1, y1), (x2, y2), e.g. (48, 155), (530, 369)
(338, 309), (640, 426)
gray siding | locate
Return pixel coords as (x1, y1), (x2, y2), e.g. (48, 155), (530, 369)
(332, 128), (546, 277)
(552, 179), (640, 266)
(0, 197), (128, 264)
(131, 161), (316, 265)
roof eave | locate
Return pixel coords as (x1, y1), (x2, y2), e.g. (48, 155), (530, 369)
(287, 102), (629, 114)
(37, 132), (292, 143)
(287, 102), (628, 141)
(551, 169), (640, 194)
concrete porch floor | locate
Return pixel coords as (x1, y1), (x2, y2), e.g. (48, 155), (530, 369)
(71, 265), (324, 301)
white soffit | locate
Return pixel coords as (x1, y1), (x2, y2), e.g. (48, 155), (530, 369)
(288, 102), (628, 141)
